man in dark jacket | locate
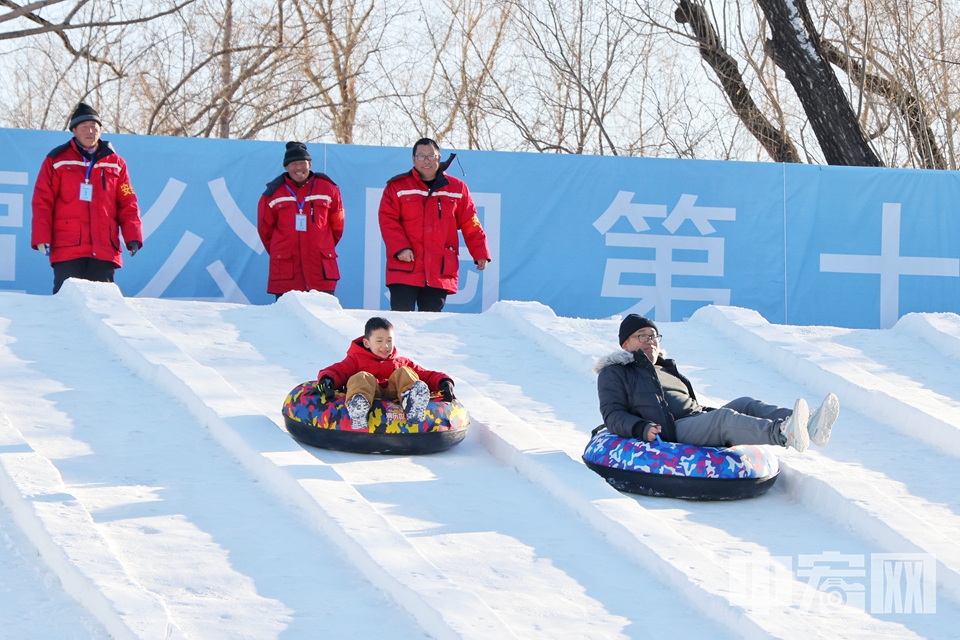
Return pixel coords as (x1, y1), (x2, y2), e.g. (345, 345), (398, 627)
(595, 314), (839, 452)
(31, 102), (143, 294)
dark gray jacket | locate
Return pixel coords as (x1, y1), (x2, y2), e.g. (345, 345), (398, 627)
(593, 349), (704, 442)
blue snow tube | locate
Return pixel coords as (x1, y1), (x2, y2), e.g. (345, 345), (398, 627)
(582, 427), (779, 500)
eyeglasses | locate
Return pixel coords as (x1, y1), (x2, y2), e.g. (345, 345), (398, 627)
(414, 154), (439, 162)
(631, 333), (662, 344)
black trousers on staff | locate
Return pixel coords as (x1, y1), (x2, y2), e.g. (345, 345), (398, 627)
(52, 258), (116, 294)
(388, 284), (448, 312)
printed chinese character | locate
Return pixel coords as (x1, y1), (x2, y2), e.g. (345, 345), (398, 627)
(594, 192), (733, 320)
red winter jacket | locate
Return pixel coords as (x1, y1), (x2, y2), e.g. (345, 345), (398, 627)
(31, 138), (143, 267)
(378, 168), (491, 294)
(317, 337), (450, 391)
(258, 172), (344, 295)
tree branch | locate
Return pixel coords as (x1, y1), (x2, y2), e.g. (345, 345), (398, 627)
(675, 0), (800, 163)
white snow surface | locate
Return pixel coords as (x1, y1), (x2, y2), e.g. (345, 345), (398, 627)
(1, 280), (959, 639)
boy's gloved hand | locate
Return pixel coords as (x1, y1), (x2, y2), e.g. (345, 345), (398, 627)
(126, 240), (141, 256)
(439, 379), (455, 402)
(317, 377), (335, 402)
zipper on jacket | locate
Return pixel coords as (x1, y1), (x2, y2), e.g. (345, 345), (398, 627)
(437, 199), (442, 219)
(100, 168), (105, 190)
(636, 352), (672, 415)
(311, 201), (315, 224)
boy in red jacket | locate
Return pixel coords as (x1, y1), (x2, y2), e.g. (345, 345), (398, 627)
(317, 317), (455, 425)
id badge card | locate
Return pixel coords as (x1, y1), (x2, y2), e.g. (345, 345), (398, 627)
(295, 213), (307, 231)
(79, 182), (93, 202)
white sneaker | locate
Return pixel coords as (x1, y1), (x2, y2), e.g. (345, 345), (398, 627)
(780, 398), (810, 453)
(346, 393), (370, 426)
(808, 393), (839, 446)
(401, 381), (430, 424)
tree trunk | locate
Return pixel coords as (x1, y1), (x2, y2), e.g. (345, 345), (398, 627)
(822, 41), (946, 170)
(756, 0), (882, 166)
(675, 0), (800, 163)
(218, 0), (233, 139)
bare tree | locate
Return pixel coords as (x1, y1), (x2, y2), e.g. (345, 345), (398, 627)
(291, 0), (395, 145)
(3, 0), (959, 169)
(131, 2), (271, 137)
(750, 0), (880, 165)
(484, 0), (645, 155)
(656, 0), (960, 168)
(0, 0), (197, 43)
(218, 0), (233, 138)
(821, 40), (945, 169)
(0, 1), (205, 129)
(374, 0), (512, 149)
(673, 0), (800, 162)
(814, 0), (959, 169)
(131, 1), (323, 139)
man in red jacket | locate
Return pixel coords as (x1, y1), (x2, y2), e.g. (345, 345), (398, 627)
(258, 141), (345, 300)
(378, 138), (491, 312)
(31, 102), (143, 294)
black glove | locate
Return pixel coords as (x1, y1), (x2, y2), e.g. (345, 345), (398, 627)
(317, 377), (335, 402)
(126, 240), (141, 256)
(439, 379), (455, 402)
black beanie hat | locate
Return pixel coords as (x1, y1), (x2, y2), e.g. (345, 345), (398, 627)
(68, 102), (101, 130)
(619, 314), (658, 347)
(283, 141), (311, 167)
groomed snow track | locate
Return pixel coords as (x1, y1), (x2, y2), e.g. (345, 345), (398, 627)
(0, 280), (958, 639)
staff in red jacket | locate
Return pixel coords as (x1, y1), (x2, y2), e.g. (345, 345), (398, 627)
(378, 138), (491, 312)
(258, 141), (345, 299)
(31, 102), (143, 294)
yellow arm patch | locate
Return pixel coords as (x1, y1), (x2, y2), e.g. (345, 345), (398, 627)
(120, 183), (135, 197)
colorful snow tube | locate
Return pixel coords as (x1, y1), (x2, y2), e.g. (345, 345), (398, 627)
(282, 381), (469, 454)
(582, 427), (779, 500)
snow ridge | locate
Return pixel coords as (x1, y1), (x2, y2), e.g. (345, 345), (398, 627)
(294, 298), (915, 639)
(61, 281), (517, 640)
(688, 304), (960, 608)
(1, 287), (957, 639)
(0, 407), (171, 640)
(690, 305), (960, 458)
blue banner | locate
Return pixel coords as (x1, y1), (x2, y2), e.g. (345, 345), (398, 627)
(2, 128), (959, 328)
(785, 164), (960, 328)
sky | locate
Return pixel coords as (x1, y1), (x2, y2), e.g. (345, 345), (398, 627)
(0, 280), (958, 639)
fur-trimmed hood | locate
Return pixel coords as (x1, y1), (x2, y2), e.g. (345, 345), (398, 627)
(591, 349), (634, 374)
(591, 347), (669, 375)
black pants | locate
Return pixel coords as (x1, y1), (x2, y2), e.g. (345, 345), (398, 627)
(388, 284), (447, 312)
(53, 258), (116, 294)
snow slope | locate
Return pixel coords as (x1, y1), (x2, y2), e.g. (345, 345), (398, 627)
(1, 280), (958, 639)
